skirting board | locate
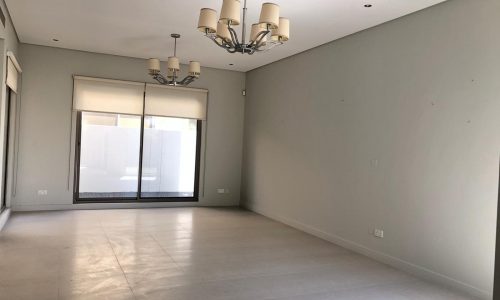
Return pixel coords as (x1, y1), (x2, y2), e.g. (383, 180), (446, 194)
(0, 208), (11, 231)
(244, 203), (491, 300)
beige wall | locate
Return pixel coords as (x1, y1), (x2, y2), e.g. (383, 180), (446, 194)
(14, 44), (245, 210)
(242, 0), (499, 298)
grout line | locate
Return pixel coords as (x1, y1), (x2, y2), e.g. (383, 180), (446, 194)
(149, 232), (182, 269)
(100, 218), (138, 300)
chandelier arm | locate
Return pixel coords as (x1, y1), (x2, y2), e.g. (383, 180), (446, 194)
(256, 30), (270, 46)
(220, 39), (235, 51)
(152, 73), (169, 85)
(248, 30), (270, 48)
(216, 37), (237, 53)
(179, 75), (197, 86)
(209, 36), (224, 47)
(208, 35), (233, 51)
(227, 26), (241, 47)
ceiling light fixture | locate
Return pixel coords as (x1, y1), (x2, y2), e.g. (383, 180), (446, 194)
(197, 0), (290, 55)
(147, 34), (201, 86)
(364, 4), (373, 7)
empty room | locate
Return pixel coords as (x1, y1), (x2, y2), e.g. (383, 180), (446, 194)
(0, 0), (498, 299)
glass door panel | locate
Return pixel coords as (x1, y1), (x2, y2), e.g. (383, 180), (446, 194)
(141, 116), (198, 198)
(77, 112), (141, 200)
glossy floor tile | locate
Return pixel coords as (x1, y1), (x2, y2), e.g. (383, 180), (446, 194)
(0, 207), (477, 299)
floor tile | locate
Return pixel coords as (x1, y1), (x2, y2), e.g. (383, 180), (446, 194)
(0, 208), (477, 300)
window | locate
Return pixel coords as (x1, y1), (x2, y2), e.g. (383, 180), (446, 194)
(72, 76), (206, 203)
(76, 112), (141, 199)
(141, 116), (200, 198)
(1, 54), (21, 210)
(0, 87), (12, 210)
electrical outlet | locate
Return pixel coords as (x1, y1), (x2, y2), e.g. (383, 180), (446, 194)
(374, 228), (384, 238)
(37, 190), (48, 196)
(217, 188), (230, 194)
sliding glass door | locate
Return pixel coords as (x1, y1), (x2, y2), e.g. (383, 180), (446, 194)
(0, 87), (12, 211)
(141, 116), (200, 198)
(74, 112), (201, 202)
(76, 112), (141, 200)
(72, 76), (207, 203)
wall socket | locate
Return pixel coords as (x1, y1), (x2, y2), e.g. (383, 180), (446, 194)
(373, 228), (384, 238)
(37, 190), (48, 196)
(217, 188), (230, 194)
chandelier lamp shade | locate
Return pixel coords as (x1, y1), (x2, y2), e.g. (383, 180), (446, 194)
(147, 34), (201, 86)
(197, 0), (289, 54)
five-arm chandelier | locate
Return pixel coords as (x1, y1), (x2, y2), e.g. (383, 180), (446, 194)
(197, 0), (290, 54)
(147, 34), (201, 86)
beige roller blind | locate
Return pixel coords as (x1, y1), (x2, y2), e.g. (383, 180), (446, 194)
(6, 56), (19, 93)
(145, 83), (208, 120)
(73, 76), (145, 115)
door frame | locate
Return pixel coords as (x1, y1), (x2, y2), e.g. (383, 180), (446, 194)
(72, 111), (202, 204)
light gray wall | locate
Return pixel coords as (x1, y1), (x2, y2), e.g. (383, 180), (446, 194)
(242, 0), (499, 298)
(15, 43), (245, 210)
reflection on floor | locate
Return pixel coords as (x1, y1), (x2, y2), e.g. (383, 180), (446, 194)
(0, 207), (476, 300)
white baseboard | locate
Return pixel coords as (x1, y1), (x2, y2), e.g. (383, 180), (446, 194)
(0, 208), (11, 231)
(244, 203), (491, 300)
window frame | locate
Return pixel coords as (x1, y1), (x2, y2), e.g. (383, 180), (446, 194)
(73, 111), (202, 204)
(0, 86), (12, 211)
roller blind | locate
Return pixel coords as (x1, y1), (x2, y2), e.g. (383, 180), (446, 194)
(145, 83), (208, 120)
(73, 76), (145, 115)
(6, 56), (19, 93)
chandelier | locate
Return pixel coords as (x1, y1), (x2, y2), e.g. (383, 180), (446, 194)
(147, 34), (201, 86)
(197, 0), (289, 55)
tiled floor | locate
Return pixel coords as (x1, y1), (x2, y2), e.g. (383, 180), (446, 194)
(0, 207), (476, 300)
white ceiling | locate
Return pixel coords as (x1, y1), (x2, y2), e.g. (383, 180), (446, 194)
(6, 0), (447, 72)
